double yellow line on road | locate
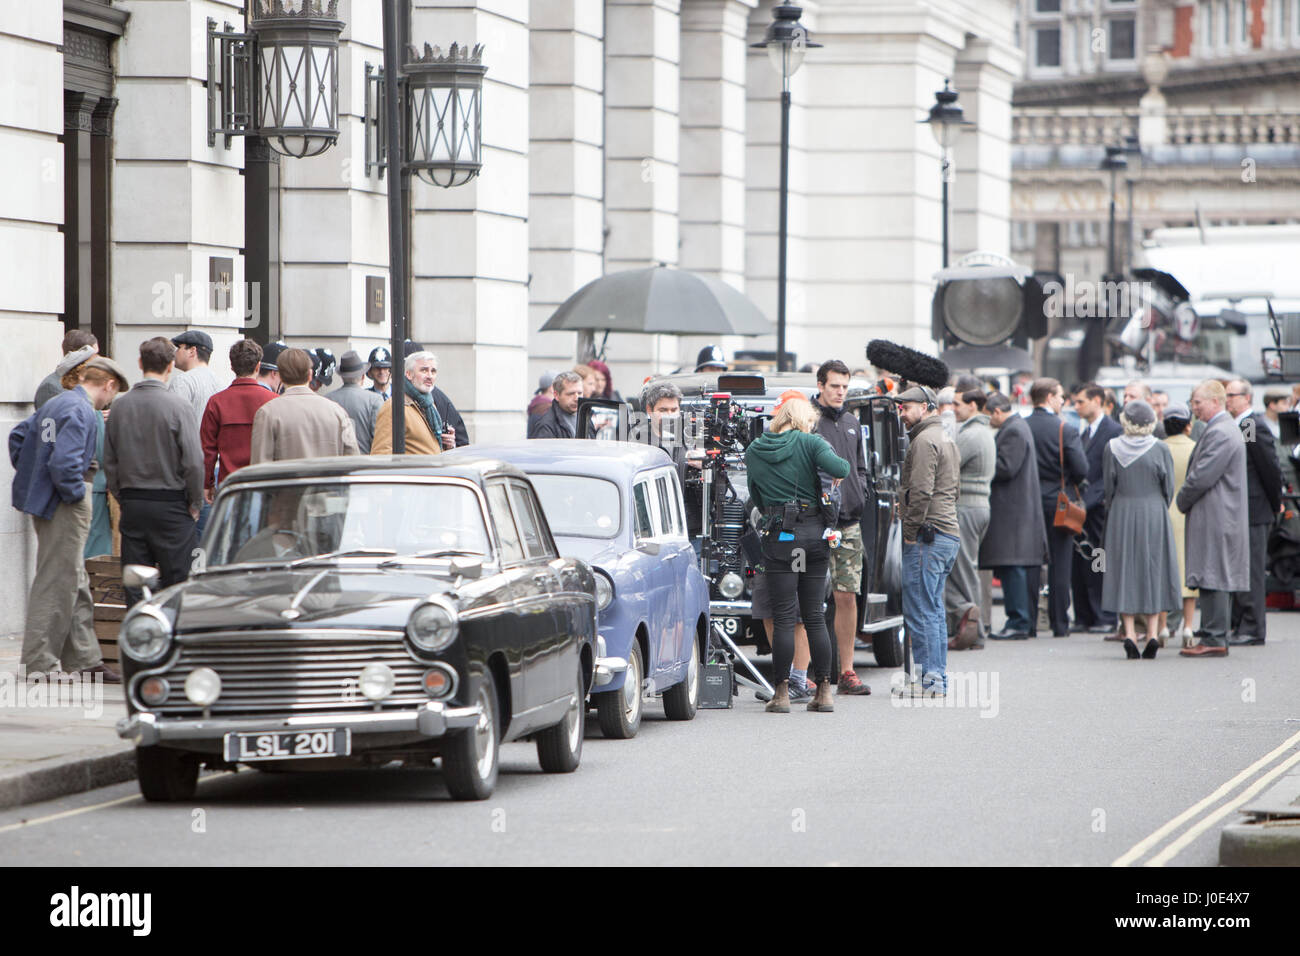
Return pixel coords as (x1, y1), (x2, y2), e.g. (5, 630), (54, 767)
(1113, 727), (1300, 867)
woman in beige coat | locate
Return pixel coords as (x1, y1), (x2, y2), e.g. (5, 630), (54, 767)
(1159, 403), (1198, 646)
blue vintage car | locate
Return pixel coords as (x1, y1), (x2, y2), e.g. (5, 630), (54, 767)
(443, 440), (710, 738)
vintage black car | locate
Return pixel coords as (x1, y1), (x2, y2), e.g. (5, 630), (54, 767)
(115, 455), (609, 802)
(580, 370), (906, 674)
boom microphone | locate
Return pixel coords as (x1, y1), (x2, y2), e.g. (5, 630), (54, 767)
(865, 340), (950, 389)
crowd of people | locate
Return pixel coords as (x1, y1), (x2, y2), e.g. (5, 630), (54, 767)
(10, 329), (1288, 705)
(925, 374), (1282, 676)
(9, 332), (471, 683)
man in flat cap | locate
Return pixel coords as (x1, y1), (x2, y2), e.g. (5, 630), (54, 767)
(169, 330), (224, 427)
(328, 350), (384, 454)
(258, 340), (287, 394)
(895, 384), (961, 698)
(11, 352), (128, 681)
(35, 330), (98, 409)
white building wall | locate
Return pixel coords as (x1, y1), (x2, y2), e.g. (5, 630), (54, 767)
(526, 0), (604, 398)
(409, 0), (532, 444)
(113, 0), (247, 383)
(676, 0), (754, 372)
(0, 2), (66, 639)
(279, 0), (394, 363)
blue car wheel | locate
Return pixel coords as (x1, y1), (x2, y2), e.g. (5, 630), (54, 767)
(595, 640), (643, 739)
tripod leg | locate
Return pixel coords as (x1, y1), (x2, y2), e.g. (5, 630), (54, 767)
(711, 621), (774, 700)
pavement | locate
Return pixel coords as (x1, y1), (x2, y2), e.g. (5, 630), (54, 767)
(0, 638), (133, 810)
(3, 610), (1300, 866)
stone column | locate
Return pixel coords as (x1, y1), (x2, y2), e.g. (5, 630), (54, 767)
(604, 0), (682, 383)
(408, 0), (531, 443)
(113, 0), (247, 380)
(744, 1), (810, 365)
(0, 2), (65, 636)
(950, 36), (1020, 262)
(677, 0), (755, 369)
(527, 0), (605, 392)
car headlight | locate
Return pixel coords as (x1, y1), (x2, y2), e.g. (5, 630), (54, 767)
(406, 598), (459, 652)
(719, 572), (744, 599)
(594, 571), (614, 611)
(120, 606), (172, 663)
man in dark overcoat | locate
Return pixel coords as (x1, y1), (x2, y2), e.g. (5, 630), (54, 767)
(980, 393), (1049, 638)
(1025, 378), (1088, 636)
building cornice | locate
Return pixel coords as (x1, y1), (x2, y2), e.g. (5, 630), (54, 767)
(1014, 54), (1300, 107)
(64, 0), (129, 38)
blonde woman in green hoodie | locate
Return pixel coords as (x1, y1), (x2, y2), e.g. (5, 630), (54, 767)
(744, 395), (851, 713)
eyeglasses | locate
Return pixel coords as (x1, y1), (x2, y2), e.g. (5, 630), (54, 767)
(1226, 391), (1247, 398)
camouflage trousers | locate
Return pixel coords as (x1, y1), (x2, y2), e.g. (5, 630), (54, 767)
(829, 523), (864, 593)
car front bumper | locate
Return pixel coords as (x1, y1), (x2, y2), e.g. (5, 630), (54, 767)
(593, 635), (627, 688)
(116, 700), (484, 749)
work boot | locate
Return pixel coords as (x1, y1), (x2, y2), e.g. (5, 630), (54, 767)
(765, 680), (790, 713)
(807, 677), (835, 713)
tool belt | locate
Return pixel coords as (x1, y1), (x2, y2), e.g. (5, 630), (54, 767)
(758, 500), (826, 566)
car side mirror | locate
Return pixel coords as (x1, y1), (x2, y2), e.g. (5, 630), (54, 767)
(122, 564), (161, 601)
(636, 540), (661, 557)
(451, 556), (483, 580)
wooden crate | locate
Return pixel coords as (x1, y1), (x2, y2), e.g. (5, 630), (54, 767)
(86, 554), (124, 665)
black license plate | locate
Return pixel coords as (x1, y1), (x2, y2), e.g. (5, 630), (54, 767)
(717, 617), (743, 637)
(223, 729), (350, 763)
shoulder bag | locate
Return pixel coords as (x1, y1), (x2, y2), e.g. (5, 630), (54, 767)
(1053, 420), (1086, 534)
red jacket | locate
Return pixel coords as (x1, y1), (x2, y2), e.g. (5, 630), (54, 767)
(201, 378), (278, 488)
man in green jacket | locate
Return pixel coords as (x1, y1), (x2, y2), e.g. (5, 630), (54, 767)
(896, 385), (961, 697)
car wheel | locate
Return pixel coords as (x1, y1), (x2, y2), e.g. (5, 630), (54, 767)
(442, 674), (499, 801)
(872, 625), (906, 669)
(536, 662), (584, 773)
(662, 635), (699, 721)
(136, 746), (198, 802)
(595, 640), (642, 739)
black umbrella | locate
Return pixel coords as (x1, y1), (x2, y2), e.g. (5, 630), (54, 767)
(539, 265), (774, 336)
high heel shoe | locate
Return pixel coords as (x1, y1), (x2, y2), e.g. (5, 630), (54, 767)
(1142, 637), (1159, 660)
(1122, 638), (1140, 660)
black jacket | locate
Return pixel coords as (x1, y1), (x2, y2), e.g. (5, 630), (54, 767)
(1241, 411), (1282, 525)
(813, 399), (869, 525)
(530, 401), (575, 440)
(1027, 407), (1088, 507)
(1079, 414), (1124, 510)
(432, 387), (470, 447)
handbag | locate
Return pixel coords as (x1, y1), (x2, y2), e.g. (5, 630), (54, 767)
(1053, 420), (1087, 534)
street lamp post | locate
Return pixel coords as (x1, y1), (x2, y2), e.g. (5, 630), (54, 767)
(752, 4), (820, 374)
(1101, 144), (1128, 288)
(372, 4), (486, 452)
(922, 80), (972, 269)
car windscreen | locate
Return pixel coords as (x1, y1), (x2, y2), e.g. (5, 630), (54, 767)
(528, 474), (622, 540)
(204, 481), (491, 567)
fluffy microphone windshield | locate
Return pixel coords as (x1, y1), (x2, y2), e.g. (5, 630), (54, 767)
(865, 340), (950, 390)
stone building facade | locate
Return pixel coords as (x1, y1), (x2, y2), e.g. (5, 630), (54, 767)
(0, 0), (1019, 638)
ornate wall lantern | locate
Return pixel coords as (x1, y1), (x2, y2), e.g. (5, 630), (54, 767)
(405, 43), (486, 188)
(364, 43), (487, 188)
(207, 0), (343, 158)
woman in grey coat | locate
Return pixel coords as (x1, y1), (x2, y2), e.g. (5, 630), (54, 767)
(1101, 401), (1181, 659)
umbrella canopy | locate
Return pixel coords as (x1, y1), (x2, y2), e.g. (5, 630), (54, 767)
(540, 265), (774, 336)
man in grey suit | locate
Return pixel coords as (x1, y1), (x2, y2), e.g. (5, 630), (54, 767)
(1225, 379), (1282, 645)
(1178, 380), (1250, 657)
(328, 351), (385, 454)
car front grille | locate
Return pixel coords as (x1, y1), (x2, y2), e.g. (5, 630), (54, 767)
(143, 631), (430, 717)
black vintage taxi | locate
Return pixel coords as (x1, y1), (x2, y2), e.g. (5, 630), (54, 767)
(115, 454), (611, 802)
